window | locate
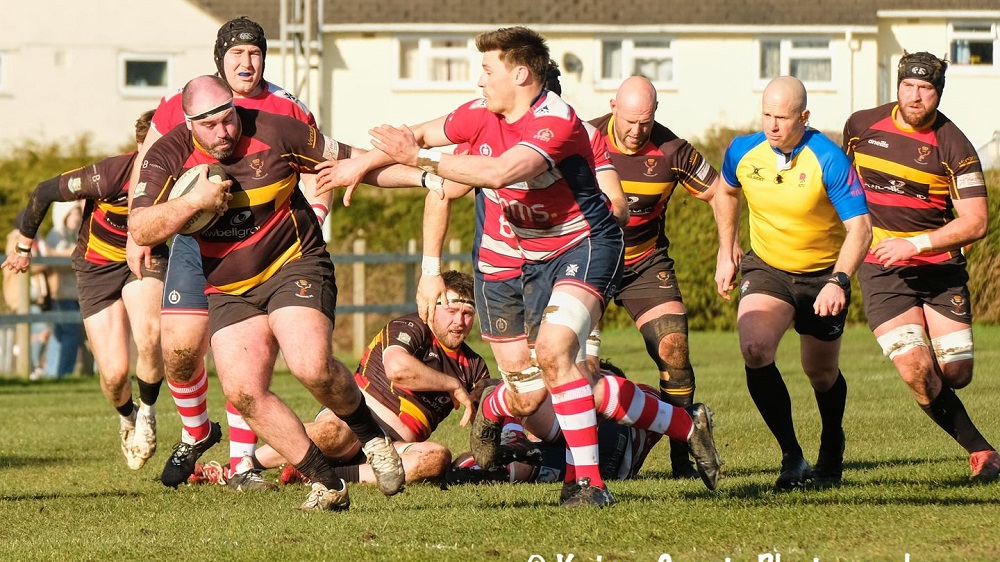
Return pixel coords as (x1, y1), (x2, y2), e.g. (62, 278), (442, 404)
(395, 36), (476, 89)
(118, 53), (170, 96)
(599, 38), (674, 88)
(757, 38), (833, 87)
(949, 21), (998, 67)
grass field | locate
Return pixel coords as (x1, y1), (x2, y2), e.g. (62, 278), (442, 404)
(1, 325), (999, 561)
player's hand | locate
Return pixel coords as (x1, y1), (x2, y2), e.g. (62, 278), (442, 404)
(189, 166), (232, 215)
(714, 252), (738, 300)
(813, 283), (847, 317)
(872, 237), (919, 267)
(1, 252), (30, 274)
(450, 386), (475, 427)
(315, 159), (368, 206)
(416, 273), (447, 324)
(125, 233), (151, 279)
(370, 124), (420, 166)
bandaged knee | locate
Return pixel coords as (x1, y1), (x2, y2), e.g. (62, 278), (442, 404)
(499, 365), (546, 394)
(543, 291), (594, 363)
(931, 329), (974, 364)
(876, 324), (928, 360)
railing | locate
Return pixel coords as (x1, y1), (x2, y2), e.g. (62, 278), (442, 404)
(0, 239), (470, 377)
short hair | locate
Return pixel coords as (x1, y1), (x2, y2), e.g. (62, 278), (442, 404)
(544, 59), (562, 95)
(475, 26), (550, 84)
(441, 270), (474, 303)
(897, 51), (948, 96)
(135, 109), (155, 145)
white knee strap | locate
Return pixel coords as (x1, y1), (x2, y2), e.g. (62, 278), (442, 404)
(931, 329), (974, 364)
(499, 365), (547, 394)
(876, 324), (928, 360)
(543, 291), (594, 356)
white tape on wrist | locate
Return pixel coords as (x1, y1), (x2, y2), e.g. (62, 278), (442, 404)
(421, 255), (441, 276)
(421, 171), (444, 191)
(909, 233), (932, 253)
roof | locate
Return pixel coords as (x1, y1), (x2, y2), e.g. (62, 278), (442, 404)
(190, 0), (1000, 39)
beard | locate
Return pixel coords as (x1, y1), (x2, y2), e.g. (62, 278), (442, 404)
(898, 103), (936, 129)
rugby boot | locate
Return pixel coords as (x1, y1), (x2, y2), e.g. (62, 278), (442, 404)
(560, 477), (615, 508)
(812, 429), (845, 486)
(685, 403), (722, 490)
(362, 434), (405, 496)
(774, 453), (812, 491)
(469, 382), (502, 468)
(970, 450), (1000, 483)
(131, 402), (157, 469)
(300, 480), (350, 511)
(669, 439), (700, 480)
(160, 421), (222, 488)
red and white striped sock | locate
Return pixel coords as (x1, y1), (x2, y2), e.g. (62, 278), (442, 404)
(550, 377), (602, 488)
(482, 382), (514, 423)
(166, 367), (210, 444)
(227, 401), (257, 476)
(598, 375), (692, 440)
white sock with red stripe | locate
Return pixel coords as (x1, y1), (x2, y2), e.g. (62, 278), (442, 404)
(481, 382), (515, 423)
(166, 367), (210, 444)
(597, 375), (692, 440)
(227, 401), (257, 476)
(550, 377), (602, 488)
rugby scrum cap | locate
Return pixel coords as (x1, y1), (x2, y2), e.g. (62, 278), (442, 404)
(214, 16), (268, 77)
(897, 51), (947, 97)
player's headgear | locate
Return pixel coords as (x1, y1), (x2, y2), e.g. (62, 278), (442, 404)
(897, 51), (947, 97)
(214, 16), (267, 80)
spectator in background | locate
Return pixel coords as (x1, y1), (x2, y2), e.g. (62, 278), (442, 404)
(43, 201), (84, 378)
(4, 230), (50, 379)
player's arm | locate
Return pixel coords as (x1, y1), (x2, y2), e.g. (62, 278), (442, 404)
(124, 124), (164, 277)
(1, 176), (62, 273)
(129, 167), (232, 247)
(874, 195), (987, 267)
(596, 168), (629, 227)
(315, 115), (452, 201)
(416, 180), (472, 323)
(372, 124), (549, 189)
(711, 178), (741, 300)
(382, 344), (474, 426)
(813, 212), (872, 317)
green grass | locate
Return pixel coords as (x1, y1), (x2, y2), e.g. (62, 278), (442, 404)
(2, 326), (999, 561)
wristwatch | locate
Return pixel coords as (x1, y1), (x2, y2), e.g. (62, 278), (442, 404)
(827, 271), (851, 290)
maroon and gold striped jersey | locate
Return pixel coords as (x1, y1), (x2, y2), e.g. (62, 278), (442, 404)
(57, 152), (168, 266)
(589, 113), (717, 265)
(132, 107), (348, 294)
(354, 312), (490, 442)
(844, 103), (987, 267)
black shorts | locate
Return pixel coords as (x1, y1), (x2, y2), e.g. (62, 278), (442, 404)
(614, 247), (683, 319)
(858, 262), (972, 330)
(75, 257), (167, 319)
(206, 256), (337, 336)
(739, 252), (847, 342)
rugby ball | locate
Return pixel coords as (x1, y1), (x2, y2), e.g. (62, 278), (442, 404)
(168, 163), (228, 234)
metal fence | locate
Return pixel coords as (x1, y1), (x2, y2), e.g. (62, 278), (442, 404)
(0, 240), (470, 377)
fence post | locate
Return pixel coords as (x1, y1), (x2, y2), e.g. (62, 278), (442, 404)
(352, 238), (366, 359)
(405, 239), (417, 302)
(15, 272), (30, 378)
(447, 239), (462, 273)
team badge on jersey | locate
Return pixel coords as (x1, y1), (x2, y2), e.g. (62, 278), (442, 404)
(534, 128), (554, 143)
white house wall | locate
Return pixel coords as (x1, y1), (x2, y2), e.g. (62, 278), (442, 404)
(0, 0), (222, 153)
(322, 31), (882, 154)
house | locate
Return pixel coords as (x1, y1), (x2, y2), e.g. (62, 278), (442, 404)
(1, 0), (998, 165)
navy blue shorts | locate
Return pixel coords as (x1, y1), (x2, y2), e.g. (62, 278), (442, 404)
(162, 234), (208, 312)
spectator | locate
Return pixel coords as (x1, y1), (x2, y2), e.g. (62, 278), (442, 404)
(43, 201), (84, 378)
